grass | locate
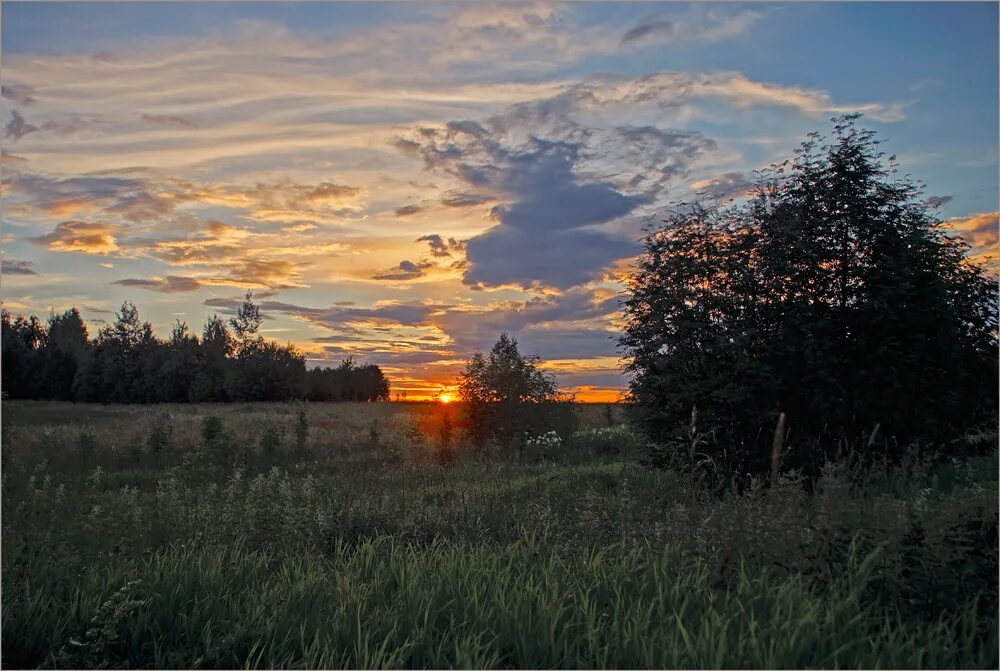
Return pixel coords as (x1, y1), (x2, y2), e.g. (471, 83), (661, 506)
(1, 400), (997, 669)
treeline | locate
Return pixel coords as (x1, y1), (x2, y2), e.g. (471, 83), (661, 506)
(1, 292), (390, 403)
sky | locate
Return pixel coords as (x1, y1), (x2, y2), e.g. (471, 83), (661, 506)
(2, 2), (997, 401)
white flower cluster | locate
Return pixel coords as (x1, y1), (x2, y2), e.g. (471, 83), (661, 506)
(525, 430), (562, 449)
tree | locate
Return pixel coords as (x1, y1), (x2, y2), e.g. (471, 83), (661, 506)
(229, 290), (263, 355)
(43, 308), (90, 401)
(191, 314), (233, 402)
(1, 310), (47, 398)
(621, 116), (998, 476)
(228, 339), (306, 402)
(457, 333), (577, 445)
(305, 358), (391, 402)
(75, 301), (157, 403)
(158, 320), (200, 402)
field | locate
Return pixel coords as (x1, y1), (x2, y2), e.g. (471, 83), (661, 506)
(2, 401), (997, 669)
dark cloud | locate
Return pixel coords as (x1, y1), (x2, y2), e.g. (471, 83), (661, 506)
(6, 110), (39, 141)
(441, 190), (493, 207)
(692, 171), (756, 200)
(394, 204), (424, 217)
(203, 298), (443, 331)
(396, 85), (716, 289)
(518, 327), (619, 360)
(373, 259), (433, 281)
(1, 84), (37, 106)
(113, 275), (203, 293)
(620, 19), (676, 46)
(1, 259), (37, 275)
(400, 130), (652, 289)
(417, 234), (466, 257)
(5, 172), (170, 220)
(140, 113), (198, 128)
(464, 225), (637, 290)
(927, 195), (953, 209)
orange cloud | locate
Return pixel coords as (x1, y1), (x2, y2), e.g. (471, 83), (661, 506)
(31, 220), (119, 255)
(947, 211), (998, 270)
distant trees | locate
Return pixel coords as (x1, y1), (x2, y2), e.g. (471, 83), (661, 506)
(621, 115), (998, 475)
(1, 292), (391, 404)
(305, 358), (390, 402)
(457, 333), (577, 445)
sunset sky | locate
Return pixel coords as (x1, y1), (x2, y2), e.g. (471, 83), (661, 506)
(2, 2), (997, 400)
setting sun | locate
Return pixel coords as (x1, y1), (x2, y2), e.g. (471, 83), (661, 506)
(438, 393), (453, 404)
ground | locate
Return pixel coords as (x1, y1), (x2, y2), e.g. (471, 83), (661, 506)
(1, 401), (997, 669)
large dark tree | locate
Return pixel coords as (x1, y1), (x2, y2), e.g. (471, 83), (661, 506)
(620, 116), (997, 475)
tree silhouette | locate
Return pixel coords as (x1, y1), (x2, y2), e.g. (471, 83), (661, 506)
(1, 295), (390, 404)
(458, 333), (576, 446)
(620, 116), (998, 475)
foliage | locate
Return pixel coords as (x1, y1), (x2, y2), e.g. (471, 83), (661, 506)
(621, 116), (998, 476)
(305, 358), (390, 402)
(457, 333), (578, 446)
(2, 295), (389, 405)
(294, 408), (309, 451)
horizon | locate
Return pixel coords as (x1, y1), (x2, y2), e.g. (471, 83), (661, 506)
(2, 1), (997, 401)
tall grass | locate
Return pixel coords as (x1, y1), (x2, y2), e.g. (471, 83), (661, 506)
(1, 400), (997, 669)
(7, 536), (996, 670)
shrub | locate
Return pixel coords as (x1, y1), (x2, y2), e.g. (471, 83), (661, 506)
(145, 415), (172, 456)
(258, 421), (283, 455)
(457, 333), (579, 447)
(294, 408), (309, 452)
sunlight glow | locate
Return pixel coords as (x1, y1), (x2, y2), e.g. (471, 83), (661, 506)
(438, 393), (453, 404)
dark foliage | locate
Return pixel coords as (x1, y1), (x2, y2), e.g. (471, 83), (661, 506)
(1, 292), (391, 404)
(305, 357), (390, 402)
(620, 116), (998, 476)
(458, 333), (578, 446)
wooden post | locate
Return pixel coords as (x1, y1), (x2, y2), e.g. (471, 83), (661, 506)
(770, 411), (786, 487)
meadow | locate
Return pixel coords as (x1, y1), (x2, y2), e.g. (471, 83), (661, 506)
(1, 400), (997, 669)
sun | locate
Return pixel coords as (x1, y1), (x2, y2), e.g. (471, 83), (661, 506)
(438, 393), (453, 404)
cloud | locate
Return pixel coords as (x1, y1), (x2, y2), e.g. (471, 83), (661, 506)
(441, 190), (493, 207)
(4, 172), (170, 220)
(394, 204), (424, 217)
(464, 225), (638, 290)
(926, 195), (953, 209)
(31, 220), (119, 254)
(417, 234), (465, 257)
(1, 259), (38, 275)
(139, 113), (198, 128)
(620, 20), (676, 46)
(1, 83), (37, 105)
(690, 171), (756, 200)
(397, 90), (718, 288)
(947, 211), (999, 266)
(5, 110), (39, 141)
(112, 275), (203, 293)
(373, 259), (433, 281)
(1, 151), (28, 166)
